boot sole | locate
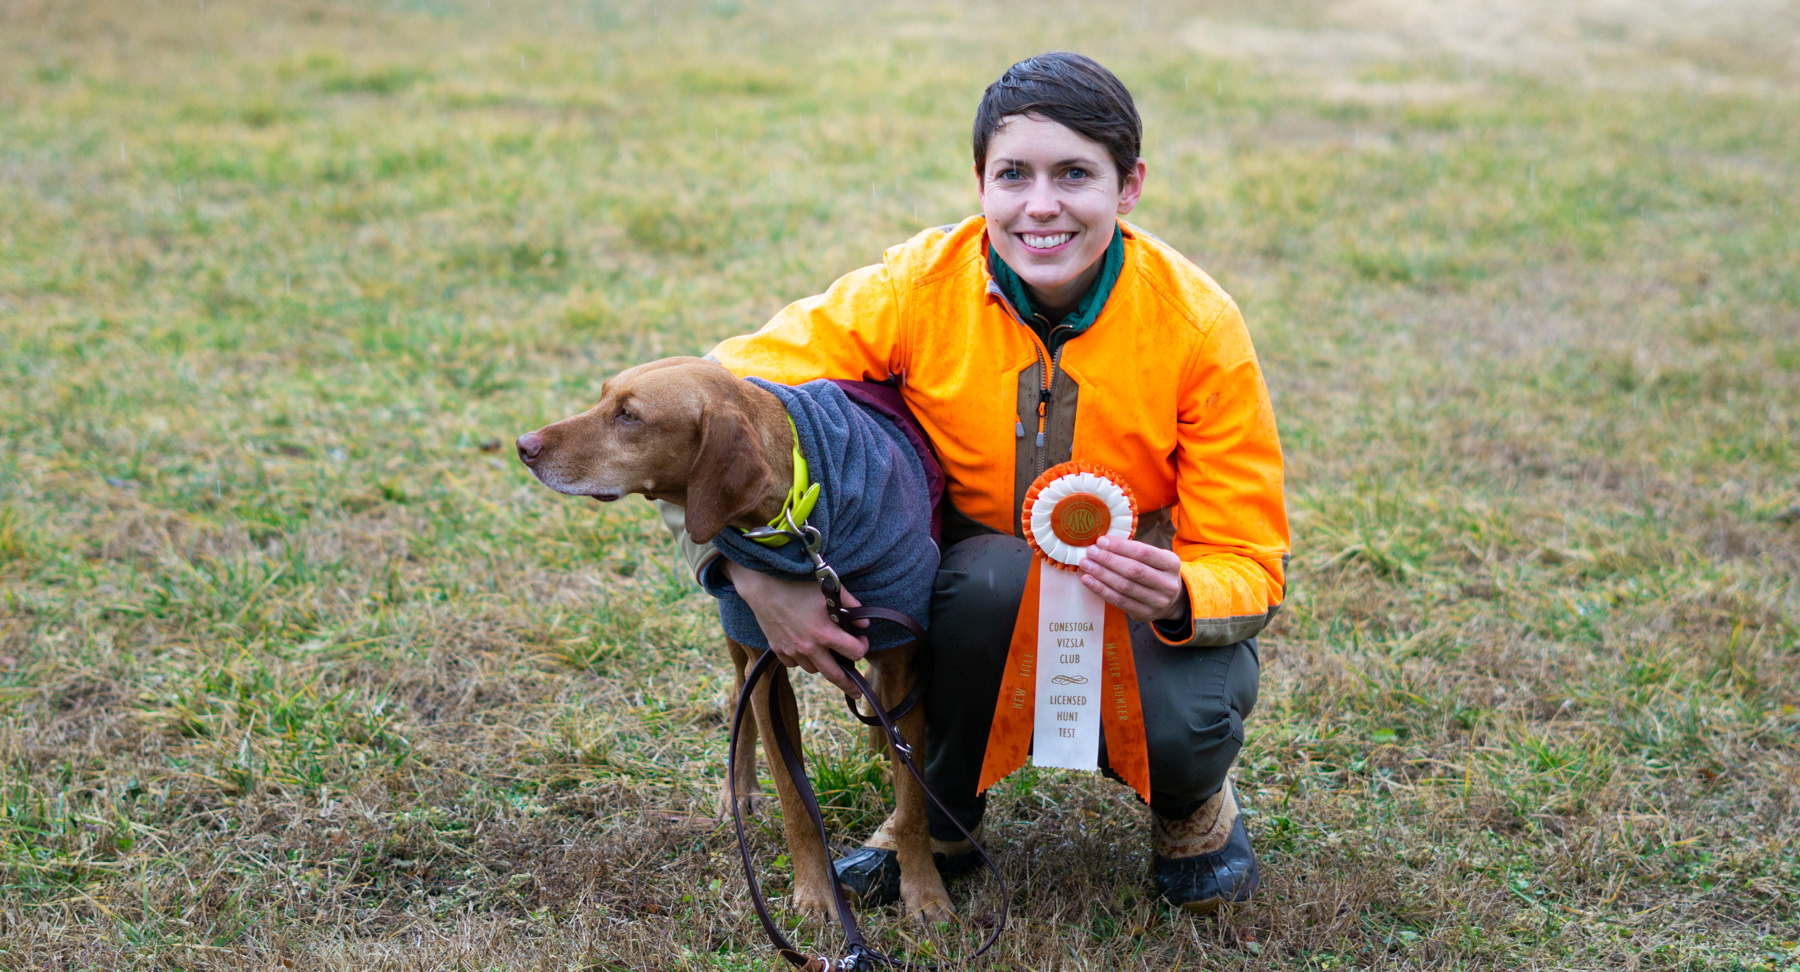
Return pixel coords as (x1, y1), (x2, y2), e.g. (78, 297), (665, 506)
(837, 880), (899, 910)
(1171, 872), (1259, 915)
(1178, 895), (1224, 915)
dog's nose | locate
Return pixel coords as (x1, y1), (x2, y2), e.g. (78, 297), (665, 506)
(516, 431), (544, 465)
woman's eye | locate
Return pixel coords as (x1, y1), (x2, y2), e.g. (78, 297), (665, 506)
(998, 168), (1022, 181)
(1065, 167), (1090, 180)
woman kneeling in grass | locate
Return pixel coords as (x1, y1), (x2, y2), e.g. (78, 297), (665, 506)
(674, 51), (1287, 912)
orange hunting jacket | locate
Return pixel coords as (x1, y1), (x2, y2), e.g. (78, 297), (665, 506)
(711, 216), (1289, 646)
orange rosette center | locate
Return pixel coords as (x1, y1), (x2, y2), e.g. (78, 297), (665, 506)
(1022, 461), (1139, 571)
(1049, 492), (1112, 546)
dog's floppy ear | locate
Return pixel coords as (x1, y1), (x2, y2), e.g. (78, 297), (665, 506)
(683, 402), (774, 543)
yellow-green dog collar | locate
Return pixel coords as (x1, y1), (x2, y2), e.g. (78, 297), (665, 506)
(742, 417), (820, 547)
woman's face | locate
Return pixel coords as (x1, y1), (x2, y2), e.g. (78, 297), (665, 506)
(978, 115), (1145, 315)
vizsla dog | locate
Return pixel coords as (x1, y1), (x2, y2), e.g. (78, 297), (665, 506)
(516, 356), (952, 922)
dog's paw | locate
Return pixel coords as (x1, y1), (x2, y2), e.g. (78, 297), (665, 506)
(715, 783), (762, 819)
(789, 882), (841, 919)
(902, 882), (956, 924)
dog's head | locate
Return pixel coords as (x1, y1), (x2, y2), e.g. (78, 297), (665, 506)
(516, 356), (776, 542)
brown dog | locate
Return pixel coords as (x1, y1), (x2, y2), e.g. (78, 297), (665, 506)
(516, 356), (953, 922)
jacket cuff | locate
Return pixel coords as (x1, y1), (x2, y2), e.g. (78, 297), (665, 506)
(1151, 579), (1193, 642)
(694, 548), (726, 590)
(697, 554), (735, 599)
(653, 499), (721, 588)
(1152, 609), (1277, 647)
(1151, 563), (1280, 647)
(1151, 616), (1192, 643)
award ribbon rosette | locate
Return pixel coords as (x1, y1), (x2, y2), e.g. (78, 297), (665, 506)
(977, 461), (1152, 802)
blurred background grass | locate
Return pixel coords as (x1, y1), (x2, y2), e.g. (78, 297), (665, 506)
(1, 0), (1797, 968)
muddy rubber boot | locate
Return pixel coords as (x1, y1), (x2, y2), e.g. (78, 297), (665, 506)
(1149, 779), (1259, 913)
(834, 820), (986, 907)
(926, 821), (986, 876)
(833, 846), (902, 908)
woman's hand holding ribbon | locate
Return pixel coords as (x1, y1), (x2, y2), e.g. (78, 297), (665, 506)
(1077, 535), (1187, 623)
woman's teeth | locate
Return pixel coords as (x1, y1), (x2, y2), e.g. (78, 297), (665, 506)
(1022, 232), (1073, 250)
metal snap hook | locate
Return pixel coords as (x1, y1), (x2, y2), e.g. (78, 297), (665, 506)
(741, 525), (797, 545)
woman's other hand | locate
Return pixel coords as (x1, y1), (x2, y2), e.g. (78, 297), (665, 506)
(722, 560), (870, 698)
(1076, 535), (1188, 623)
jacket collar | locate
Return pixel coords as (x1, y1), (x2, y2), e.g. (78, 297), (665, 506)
(983, 221), (1127, 355)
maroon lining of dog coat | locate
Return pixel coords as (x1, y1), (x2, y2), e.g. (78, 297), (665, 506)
(828, 379), (945, 546)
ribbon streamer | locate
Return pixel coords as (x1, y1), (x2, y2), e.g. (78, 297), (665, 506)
(977, 461), (1152, 803)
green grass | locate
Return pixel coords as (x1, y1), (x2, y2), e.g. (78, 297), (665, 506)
(2, 0), (1798, 968)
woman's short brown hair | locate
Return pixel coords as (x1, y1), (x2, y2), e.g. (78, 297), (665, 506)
(972, 52), (1142, 183)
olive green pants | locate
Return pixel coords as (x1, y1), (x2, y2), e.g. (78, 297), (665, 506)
(923, 533), (1259, 838)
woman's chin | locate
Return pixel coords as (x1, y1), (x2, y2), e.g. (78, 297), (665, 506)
(1012, 258), (1087, 294)
(1005, 241), (1106, 286)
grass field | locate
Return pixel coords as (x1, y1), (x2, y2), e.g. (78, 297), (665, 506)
(2, 0), (1798, 968)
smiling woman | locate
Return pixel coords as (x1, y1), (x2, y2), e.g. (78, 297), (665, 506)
(973, 55), (1147, 318)
(688, 50), (1289, 916)
(979, 114), (1144, 318)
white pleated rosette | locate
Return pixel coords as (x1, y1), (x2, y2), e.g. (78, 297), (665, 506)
(1022, 461), (1137, 569)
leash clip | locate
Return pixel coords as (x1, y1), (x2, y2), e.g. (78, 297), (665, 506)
(836, 946), (875, 971)
(778, 509), (847, 622)
(740, 510), (850, 628)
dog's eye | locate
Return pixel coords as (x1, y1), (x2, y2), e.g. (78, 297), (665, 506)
(616, 407), (638, 424)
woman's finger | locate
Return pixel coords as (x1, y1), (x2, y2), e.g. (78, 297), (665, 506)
(838, 588), (872, 629)
(805, 644), (862, 698)
(1085, 543), (1181, 589)
(1080, 553), (1177, 605)
(1093, 535), (1182, 570)
(823, 622), (869, 662)
(1078, 553), (1181, 621)
(1080, 572), (1164, 620)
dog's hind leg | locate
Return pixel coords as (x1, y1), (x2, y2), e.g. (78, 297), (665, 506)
(720, 637), (761, 819)
(749, 648), (840, 919)
(871, 644), (956, 923)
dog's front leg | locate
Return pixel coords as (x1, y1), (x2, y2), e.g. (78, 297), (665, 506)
(721, 638), (761, 819)
(749, 651), (840, 919)
(872, 644), (955, 923)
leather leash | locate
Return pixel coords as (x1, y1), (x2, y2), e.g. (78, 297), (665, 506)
(730, 514), (1008, 971)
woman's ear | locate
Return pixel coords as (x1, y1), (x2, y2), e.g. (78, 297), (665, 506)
(682, 403), (773, 543)
(1116, 157), (1147, 215)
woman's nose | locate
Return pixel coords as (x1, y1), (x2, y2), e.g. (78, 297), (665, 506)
(1024, 177), (1060, 218)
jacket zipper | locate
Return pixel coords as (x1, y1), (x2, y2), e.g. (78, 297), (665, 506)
(1024, 326), (1072, 478)
(991, 281), (1075, 477)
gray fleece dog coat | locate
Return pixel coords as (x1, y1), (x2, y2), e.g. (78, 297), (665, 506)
(702, 378), (939, 652)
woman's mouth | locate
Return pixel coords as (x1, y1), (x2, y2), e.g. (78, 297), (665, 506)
(1019, 231), (1075, 253)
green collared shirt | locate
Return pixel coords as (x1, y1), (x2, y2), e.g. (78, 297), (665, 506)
(987, 222), (1126, 356)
